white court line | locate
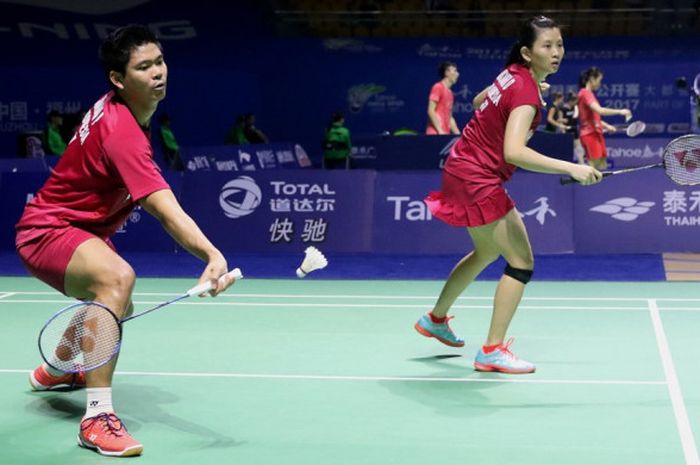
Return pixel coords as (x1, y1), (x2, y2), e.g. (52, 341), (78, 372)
(0, 368), (666, 386)
(0, 292), (15, 300)
(0, 299), (650, 311)
(3, 291), (700, 302)
(648, 299), (700, 465)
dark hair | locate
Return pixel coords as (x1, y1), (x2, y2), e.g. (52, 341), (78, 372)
(328, 111), (344, 129)
(579, 66), (603, 88)
(506, 15), (560, 67)
(551, 91), (563, 101)
(438, 61), (457, 78)
(99, 24), (161, 86)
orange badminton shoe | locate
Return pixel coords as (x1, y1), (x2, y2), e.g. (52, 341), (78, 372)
(78, 413), (143, 457)
(29, 364), (86, 391)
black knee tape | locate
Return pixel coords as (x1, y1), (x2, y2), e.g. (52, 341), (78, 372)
(504, 264), (533, 284)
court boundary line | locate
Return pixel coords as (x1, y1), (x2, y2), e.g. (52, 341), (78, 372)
(2, 299), (700, 312)
(0, 292), (14, 299)
(3, 290), (700, 302)
(648, 299), (700, 465)
(0, 368), (666, 386)
(0, 299), (664, 311)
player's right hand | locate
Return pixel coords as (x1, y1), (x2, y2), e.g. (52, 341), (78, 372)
(569, 164), (602, 186)
(621, 108), (632, 122)
(198, 252), (235, 297)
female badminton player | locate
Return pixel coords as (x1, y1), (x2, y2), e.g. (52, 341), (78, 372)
(15, 25), (236, 456)
(417, 16), (602, 373)
(578, 66), (633, 170)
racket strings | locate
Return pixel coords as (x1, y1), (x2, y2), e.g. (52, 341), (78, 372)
(626, 121), (646, 137)
(664, 136), (700, 185)
(40, 303), (121, 373)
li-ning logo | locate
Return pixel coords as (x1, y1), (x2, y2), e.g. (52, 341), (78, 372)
(89, 401), (99, 407)
(590, 197), (655, 222)
(219, 176), (262, 219)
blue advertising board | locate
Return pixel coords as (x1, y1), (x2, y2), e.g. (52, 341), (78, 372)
(180, 143), (313, 172)
(573, 169), (700, 253)
(1, 167), (697, 255)
(372, 172), (574, 254)
(0, 172), (49, 250)
(179, 170), (376, 253)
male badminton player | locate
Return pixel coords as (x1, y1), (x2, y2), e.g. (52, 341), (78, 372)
(419, 16), (601, 373)
(15, 25), (236, 456)
(577, 66), (633, 170)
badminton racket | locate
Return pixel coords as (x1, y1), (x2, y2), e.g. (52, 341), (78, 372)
(625, 120), (646, 137)
(561, 134), (700, 185)
(38, 268), (242, 374)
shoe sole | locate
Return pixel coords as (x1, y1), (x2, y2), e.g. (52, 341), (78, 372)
(78, 435), (143, 457)
(474, 362), (536, 374)
(414, 323), (465, 348)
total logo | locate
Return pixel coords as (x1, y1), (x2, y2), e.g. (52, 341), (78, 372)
(590, 197), (655, 222)
(219, 177), (262, 219)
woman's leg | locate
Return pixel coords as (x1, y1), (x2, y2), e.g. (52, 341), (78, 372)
(475, 208), (534, 346)
(431, 245), (500, 318)
(415, 217), (501, 347)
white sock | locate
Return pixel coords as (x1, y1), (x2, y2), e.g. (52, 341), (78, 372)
(84, 387), (114, 419)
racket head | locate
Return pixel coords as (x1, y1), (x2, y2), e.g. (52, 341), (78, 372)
(38, 301), (122, 374)
(626, 121), (646, 137)
(662, 135), (700, 186)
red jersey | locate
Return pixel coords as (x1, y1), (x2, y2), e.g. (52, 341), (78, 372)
(577, 88), (602, 136)
(16, 91), (169, 245)
(444, 63), (542, 184)
(426, 81), (454, 135)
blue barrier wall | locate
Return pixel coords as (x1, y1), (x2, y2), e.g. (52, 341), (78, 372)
(3, 165), (698, 255)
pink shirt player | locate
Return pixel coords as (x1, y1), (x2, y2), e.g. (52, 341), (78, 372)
(426, 82), (455, 134)
(16, 91), (169, 246)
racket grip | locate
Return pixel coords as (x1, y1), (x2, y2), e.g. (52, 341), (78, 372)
(561, 172), (614, 185)
(187, 268), (243, 296)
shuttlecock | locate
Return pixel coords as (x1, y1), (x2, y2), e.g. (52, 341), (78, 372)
(296, 246), (328, 278)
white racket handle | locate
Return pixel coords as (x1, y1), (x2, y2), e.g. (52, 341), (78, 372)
(187, 268), (243, 296)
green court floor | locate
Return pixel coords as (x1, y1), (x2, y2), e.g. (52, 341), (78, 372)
(0, 277), (698, 465)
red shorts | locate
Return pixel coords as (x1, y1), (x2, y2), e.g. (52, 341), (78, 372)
(425, 170), (515, 227)
(16, 227), (115, 295)
(580, 131), (607, 160)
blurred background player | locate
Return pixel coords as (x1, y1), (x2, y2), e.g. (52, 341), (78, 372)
(44, 110), (67, 156)
(560, 91), (583, 163)
(158, 112), (184, 171)
(544, 91), (570, 133)
(577, 66), (632, 170)
(426, 61), (461, 135)
(323, 111), (352, 169)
